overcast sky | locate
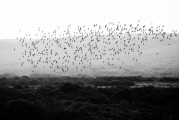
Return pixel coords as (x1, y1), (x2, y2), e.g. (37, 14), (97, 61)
(0, 0), (179, 39)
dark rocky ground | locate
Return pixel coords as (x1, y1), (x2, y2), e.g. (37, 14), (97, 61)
(0, 76), (179, 120)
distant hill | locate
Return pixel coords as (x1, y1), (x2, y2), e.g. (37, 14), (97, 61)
(0, 73), (17, 78)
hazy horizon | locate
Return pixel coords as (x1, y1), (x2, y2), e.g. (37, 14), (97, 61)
(0, 0), (179, 78)
(1, 32), (179, 78)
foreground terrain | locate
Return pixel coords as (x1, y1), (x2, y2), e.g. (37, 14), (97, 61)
(0, 76), (179, 120)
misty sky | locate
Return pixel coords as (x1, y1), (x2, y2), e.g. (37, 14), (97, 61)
(0, 0), (179, 39)
(0, 0), (179, 77)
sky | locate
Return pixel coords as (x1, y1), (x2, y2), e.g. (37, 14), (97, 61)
(0, 0), (179, 39)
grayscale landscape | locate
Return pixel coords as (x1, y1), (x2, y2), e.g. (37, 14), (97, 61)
(0, 0), (179, 120)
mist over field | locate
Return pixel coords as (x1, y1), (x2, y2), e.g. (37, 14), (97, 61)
(0, 33), (179, 78)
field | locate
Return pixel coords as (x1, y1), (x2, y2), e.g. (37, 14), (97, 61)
(0, 76), (179, 120)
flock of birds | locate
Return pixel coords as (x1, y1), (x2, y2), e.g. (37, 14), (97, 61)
(14, 21), (178, 75)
